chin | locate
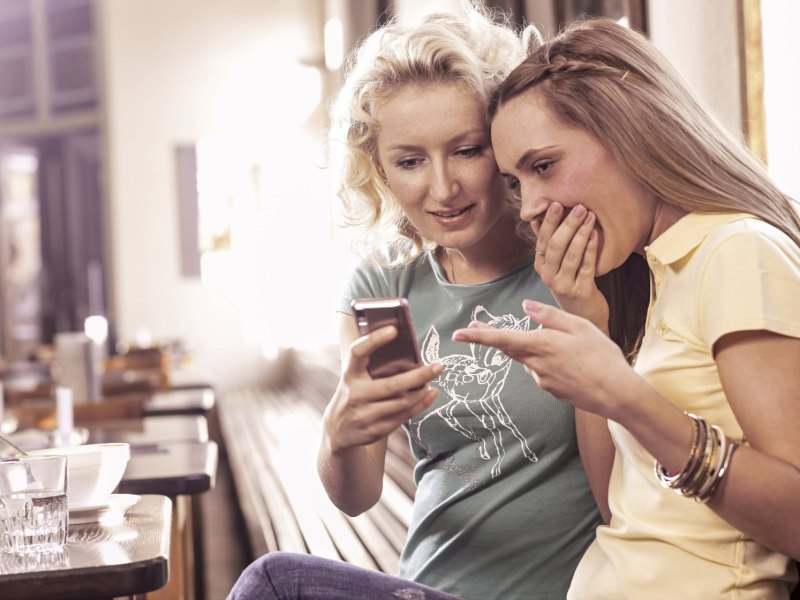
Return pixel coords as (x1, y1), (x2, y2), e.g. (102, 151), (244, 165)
(595, 253), (617, 277)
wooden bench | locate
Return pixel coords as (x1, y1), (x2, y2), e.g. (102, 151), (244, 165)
(217, 346), (416, 575)
(220, 350), (800, 596)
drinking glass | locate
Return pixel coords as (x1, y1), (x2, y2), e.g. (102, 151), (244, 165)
(0, 455), (68, 554)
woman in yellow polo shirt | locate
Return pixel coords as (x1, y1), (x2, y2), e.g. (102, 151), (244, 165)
(454, 18), (800, 599)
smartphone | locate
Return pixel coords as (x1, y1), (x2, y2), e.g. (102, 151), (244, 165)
(351, 297), (422, 378)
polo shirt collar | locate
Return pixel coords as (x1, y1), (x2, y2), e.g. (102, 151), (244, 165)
(644, 211), (753, 266)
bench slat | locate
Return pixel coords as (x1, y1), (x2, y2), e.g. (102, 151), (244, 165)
(219, 349), (417, 576)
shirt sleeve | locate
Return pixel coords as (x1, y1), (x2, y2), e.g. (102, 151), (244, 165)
(338, 260), (392, 315)
(697, 221), (800, 348)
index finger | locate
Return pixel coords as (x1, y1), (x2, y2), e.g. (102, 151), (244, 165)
(533, 203), (564, 259)
(347, 325), (398, 373)
(451, 325), (544, 357)
(370, 362), (444, 399)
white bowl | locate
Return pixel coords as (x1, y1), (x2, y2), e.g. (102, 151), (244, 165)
(29, 443), (131, 510)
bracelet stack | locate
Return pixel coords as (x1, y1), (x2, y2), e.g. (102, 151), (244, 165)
(654, 412), (740, 503)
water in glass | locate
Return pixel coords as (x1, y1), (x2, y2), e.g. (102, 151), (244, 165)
(0, 489), (68, 554)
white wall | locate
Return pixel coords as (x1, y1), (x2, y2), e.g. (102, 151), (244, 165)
(98, 0), (352, 392)
(647, 0), (798, 200)
(648, 0), (743, 137)
(761, 0), (800, 200)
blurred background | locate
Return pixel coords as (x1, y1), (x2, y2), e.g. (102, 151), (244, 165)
(0, 0), (797, 394)
(2, 2), (800, 598)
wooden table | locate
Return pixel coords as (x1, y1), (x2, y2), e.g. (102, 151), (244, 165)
(121, 440), (218, 496)
(7, 415), (217, 600)
(87, 415), (209, 446)
(5, 415), (208, 452)
(92, 417), (217, 600)
(0, 494), (171, 600)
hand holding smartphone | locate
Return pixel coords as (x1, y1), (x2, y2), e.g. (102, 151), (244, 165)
(351, 298), (422, 378)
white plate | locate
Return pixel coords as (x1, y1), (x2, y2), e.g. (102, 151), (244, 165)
(69, 493), (140, 518)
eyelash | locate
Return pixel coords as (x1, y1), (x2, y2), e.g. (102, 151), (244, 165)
(397, 158), (420, 169)
(456, 146), (482, 158)
(504, 159), (553, 193)
(395, 146), (483, 170)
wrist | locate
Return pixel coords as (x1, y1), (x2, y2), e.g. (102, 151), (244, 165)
(603, 371), (651, 425)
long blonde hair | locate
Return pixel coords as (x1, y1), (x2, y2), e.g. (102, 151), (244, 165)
(489, 18), (800, 357)
(328, 1), (529, 266)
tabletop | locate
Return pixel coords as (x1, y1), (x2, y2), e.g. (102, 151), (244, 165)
(87, 414), (209, 445)
(6, 416), (217, 497)
(0, 494), (171, 600)
(120, 440), (218, 496)
(6, 415), (208, 451)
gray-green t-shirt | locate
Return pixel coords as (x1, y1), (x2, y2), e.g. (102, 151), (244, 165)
(340, 252), (602, 600)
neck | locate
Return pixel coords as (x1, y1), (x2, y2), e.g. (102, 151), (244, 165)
(644, 201), (689, 250)
(442, 234), (530, 285)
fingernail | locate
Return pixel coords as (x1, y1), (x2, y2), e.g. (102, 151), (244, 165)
(583, 212), (595, 226)
(549, 203), (561, 214)
(572, 205), (586, 218)
(522, 299), (541, 313)
(432, 363), (444, 375)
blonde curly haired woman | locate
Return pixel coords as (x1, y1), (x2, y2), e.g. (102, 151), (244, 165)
(228, 4), (605, 600)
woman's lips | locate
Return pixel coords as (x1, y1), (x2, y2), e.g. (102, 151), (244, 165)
(429, 204), (474, 225)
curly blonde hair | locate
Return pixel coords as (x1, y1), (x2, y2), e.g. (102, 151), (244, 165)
(328, 1), (531, 266)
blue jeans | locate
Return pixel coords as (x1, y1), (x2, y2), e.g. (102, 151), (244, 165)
(227, 552), (463, 600)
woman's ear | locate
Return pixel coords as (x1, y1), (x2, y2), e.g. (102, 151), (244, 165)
(377, 164), (389, 187)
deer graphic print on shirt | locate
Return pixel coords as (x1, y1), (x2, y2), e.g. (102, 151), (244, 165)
(340, 254), (603, 599)
(410, 305), (538, 479)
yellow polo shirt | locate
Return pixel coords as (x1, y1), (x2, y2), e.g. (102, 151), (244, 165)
(569, 212), (800, 599)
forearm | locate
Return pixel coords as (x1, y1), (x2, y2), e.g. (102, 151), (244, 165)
(317, 433), (386, 517)
(575, 409), (613, 523)
(707, 447), (800, 559)
(613, 376), (800, 559)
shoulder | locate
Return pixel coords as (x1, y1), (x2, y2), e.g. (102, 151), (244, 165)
(691, 218), (800, 344)
(341, 254), (436, 309)
(699, 217), (800, 271)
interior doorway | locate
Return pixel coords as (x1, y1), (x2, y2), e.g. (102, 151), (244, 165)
(0, 129), (109, 364)
(0, 145), (42, 362)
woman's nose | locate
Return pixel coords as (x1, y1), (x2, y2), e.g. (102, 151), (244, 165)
(518, 185), (549, 222)
(429, 164), (458, 201)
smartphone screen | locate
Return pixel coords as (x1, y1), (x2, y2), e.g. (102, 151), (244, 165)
(351, 298), (422, 378)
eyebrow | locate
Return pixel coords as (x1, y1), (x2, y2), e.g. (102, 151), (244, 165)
(514, 146), (557, 170)
(384, 129), (488, 153)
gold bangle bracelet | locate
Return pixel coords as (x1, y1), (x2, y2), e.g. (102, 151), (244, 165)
(695, 425), (726, 500)
(655, 413), (703, 489)
(680, 422), (718, 497)
(701, 439), (740, 502)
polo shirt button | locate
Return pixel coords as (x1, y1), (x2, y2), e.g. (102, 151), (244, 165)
(655, 320), (667, 335)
